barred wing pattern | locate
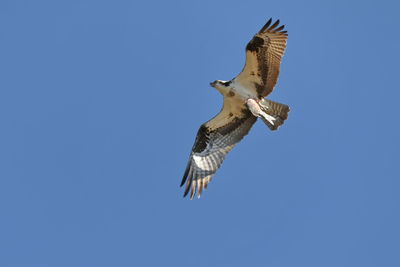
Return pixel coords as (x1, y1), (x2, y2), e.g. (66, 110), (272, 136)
(235, 18), (288, 98)
(181, 110), (256, 199)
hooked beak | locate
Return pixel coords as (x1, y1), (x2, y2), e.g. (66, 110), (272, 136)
(210, 81), (216, 87)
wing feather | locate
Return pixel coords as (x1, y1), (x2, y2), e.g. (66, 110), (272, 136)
(181, 97), (256, 199)
(235, 18), (288, 98)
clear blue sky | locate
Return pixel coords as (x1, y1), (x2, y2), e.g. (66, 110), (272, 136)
(1, 0), (399, 266)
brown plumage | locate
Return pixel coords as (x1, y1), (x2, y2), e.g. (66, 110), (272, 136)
(181, 18), (290, 199)
(181, 103), (257, 199)
(236, 19), (288, 98)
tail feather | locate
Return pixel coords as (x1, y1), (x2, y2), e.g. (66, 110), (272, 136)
(259, 99), (290, 131)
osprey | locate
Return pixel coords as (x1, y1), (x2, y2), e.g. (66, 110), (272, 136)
(181, 18), (290, 199)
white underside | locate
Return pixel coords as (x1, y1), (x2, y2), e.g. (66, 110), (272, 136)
(230, 80), (257, 99)
(226, 80), (275, 125)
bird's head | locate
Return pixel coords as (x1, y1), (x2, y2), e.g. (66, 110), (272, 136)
(210, 80), (232, 94)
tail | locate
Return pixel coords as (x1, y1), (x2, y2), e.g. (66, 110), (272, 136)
(258, 99), (290, 131)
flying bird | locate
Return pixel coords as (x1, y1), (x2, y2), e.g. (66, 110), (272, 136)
(181, 18), (290, 199)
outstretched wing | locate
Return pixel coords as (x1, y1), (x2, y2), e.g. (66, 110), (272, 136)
(235, 18), (288, 98)
(181, 97), (257, 199)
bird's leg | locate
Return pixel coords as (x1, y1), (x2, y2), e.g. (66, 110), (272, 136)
(245, 98), (276, 125)
(243, 97), (259, 105)
(244, 98), (263, 117)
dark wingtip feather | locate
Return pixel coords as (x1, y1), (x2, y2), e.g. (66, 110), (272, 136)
(183, 180), (190, 197)
(269, 19), (280, 31)
(183, 181), (190, 197)
(259, 18), (272, 33)
(273, 25), (285, 33)
(259, 18), (287, 35)
(183, 168), (193, 197)
(180, 162), (190, 187)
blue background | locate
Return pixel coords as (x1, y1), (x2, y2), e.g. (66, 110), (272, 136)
(1, 0), (399, 266)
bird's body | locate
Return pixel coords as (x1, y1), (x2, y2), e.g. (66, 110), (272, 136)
(212, 79), (257, 100)
(181, 18), (290, 199)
